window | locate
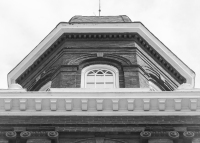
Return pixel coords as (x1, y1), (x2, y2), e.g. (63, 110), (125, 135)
(81, 65), (119, 88)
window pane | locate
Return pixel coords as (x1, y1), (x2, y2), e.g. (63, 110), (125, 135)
(88, 71), (94, 75)
(96, 71), (103, 75)
(87, 75), (95, 82)
(106, 71), (112, 75)
(105, 75), (113, 82)
(96, 75), (104, 82)
(86, 83), (95, 88)
(105, 83), (114, 88)
(96, 83), (104, 88)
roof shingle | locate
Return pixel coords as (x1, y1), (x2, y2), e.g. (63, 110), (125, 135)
(69, 15), (132, 23)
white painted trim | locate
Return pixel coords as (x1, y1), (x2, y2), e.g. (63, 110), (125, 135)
(0, 89), (200, 116)
(0, 110), (199, 116)
(0, 88), (200, 98)
(8, 23), (195, 88)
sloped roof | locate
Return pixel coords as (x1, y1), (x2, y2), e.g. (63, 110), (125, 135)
(7, 15), (195, 88)
(69, 15), (132, 23)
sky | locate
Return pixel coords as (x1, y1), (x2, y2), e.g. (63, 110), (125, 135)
(0, 0), (200, 89)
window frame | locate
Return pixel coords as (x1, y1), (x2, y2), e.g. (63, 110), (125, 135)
(81, 64), (119, 88)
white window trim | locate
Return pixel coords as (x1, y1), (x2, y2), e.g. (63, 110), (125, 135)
(81, 64), (119, 88)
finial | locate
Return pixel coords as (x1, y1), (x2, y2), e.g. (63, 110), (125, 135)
(99, 0), (101, 16)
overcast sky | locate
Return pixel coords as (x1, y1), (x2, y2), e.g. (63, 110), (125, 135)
(0, 0), (200, 89)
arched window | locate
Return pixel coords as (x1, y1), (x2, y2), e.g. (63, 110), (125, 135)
(81, 65), (119, 88)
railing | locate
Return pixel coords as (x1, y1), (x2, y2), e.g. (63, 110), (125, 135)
(0, 88), (200, 116)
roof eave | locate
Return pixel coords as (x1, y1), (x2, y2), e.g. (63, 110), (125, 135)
(7, 22), (195, 88)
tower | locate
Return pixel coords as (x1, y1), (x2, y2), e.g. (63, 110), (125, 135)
(0, 15), (199, 143)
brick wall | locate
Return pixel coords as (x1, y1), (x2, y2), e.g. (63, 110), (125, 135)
(21, 39), (173, 90)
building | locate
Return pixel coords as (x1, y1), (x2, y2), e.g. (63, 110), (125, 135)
(0, 15), (199, 143)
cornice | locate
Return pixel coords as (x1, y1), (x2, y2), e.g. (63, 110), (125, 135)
(0, 89), (200, 116)
(16, 33), (186, 85)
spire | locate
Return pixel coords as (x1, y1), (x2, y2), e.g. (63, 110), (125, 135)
(99, 0), (101, 16)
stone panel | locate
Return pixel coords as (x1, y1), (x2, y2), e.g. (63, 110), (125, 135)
(0, 139), (8, 143)
(27, 139), (51, 143)
(148, 139), (173, 143)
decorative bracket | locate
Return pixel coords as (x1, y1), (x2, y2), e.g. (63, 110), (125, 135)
(50, 99), (57, 111)
(112, 99), (119, 111)
(190, 99), (198, 111)
(4, 99), (12, 111)
(81, 99), (88, 111)
(143, 99), (150, 111)
(47, 131), (59, 143)
(127, 99), (134, 111)
(20, 131), (31, 140)
(65, 99), (72, 111)
(96, 99), (103, 111)
(158, 99), (166, 111)
(6, 131), (17, 140)
(35, 99), (42, 111)
(174, 99), (182, 111)
(19, 99), (27, 111)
